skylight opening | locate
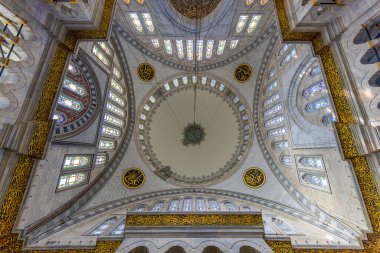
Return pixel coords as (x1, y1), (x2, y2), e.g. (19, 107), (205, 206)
(151, 38), (160, 48)
(176, 40), (184, 59)
(197, 40), (203, 61)
(164, 39), (173, 54)
(230, 40), (239, 49)
(205, 40), (214, 59)
(129, 13), (143, 33)
(217, 40), (226, 55)
(142, 13), (154, 33)
(236, 15), (249, 33)
(247, 15), (261, 34)
(187, 40), (194, 61)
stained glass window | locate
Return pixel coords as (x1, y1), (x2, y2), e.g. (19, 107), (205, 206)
(278, 44), (291, 56)
(299, 172), (330, 191)
(271, 218), (296, 235)
(264, 115), (284, 128)
(54, 113), (66, 124)
(63, 78), (87, 97)
(263, 103), (282, 118)
(302, 80), (325, 97)
(280, 48), (297, 67)
(108, 91), (125, 107)
(106, 102), (125, 117)
(298, 156), (324, 169)
(272, 140), (288, 150)
(196, 198), (206, 211)
(168, 199), (180, 211)
(101, 125), (121, 137)
(176, 40), (184, 59)
(95, 154), (108, 166)
(209, 199), (220, 211)
(151, 38), (160, 49)
(151, 202), (164, 212)
(89, 217), (117, 235)
(197, 40), (203, 61)
(217, 40), (226, 55)
(223, 201), (238, 211)
(267, 126), (286, 137)
(236, 15), (249, 33)
(68, 64), (79, 75)
(187, 40), (194, 61)
(164, 39), (173, 54)
(62, 155), (92, 170)
(141, 13), (154, 33)
(110, 79), (124, 95)
(305, 96), (329, 112)
(247, 15), (261, 34)
(230, 40), (239, 49)
(280, 155), (293, 167)
(205, 40), (214, 59)
(92, 44), (111, 67)
(57, 94), (84, 112)
(130, 13), (143, 33)
(264, 92), (280, 107)
(104, 113), (124, 127)
(310, 66), (321, 77)
(57, 172), (89, 191)
(182, 198), (192, 211)
(321, 113), (335, 126)
(99, 139), (116, 150)
(110, 220), (125, 235)
(265, 81), (277, 95)
(98, 42), (112, 56)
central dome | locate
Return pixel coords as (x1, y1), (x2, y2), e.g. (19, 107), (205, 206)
(136, 76), (252, 186)
(169, 0), (221, 19)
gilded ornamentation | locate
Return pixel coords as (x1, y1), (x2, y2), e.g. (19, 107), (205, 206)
(243, 167), (266, 188)
(137, 63), (155, 82)
(0, 0), (116, 252)
(126, 214), (263, 226)
(122, 168), (145, 189)
(169, 0), (221, 19)
(271, 0), (380, 251)
(234, 64), (253, 83)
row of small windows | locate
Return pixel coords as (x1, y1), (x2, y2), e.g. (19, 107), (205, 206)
(150, 39), (239, 61)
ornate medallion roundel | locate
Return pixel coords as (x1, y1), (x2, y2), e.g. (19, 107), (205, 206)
(243, 167), (266, 188)
(234, 64), (253, 83)
(122, 168), (145, 189)
(137, 63), (155, 82)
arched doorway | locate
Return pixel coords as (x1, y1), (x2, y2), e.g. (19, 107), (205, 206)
(239, 246), (259, 253)
(165, 246), (186, 253)
(202, 246), (223, 253)
(129, 246), (149, 253)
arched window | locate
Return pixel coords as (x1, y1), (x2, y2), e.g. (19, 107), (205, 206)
(95, 154), (108, 166)
(271, 217), (296, 235)
(263, 103), (282, 118)
(264, 92), (280, 107)
(305, 96), (329, 112)
(247, 15), (261, 34)
(99, 139), (116, 150)
(267, 67), (275, 80)
(133, 205), (147, 212)
(54, 112), (66, 124)
(241, 206), (251, 211)
(280, 155), (293, 167)
(272, 140), (289, 150)
(321, 113), (335, 126)
(208, 199), (220, 211)
(369, 71), (380, 87)
(264, 115), (284, 128)
(92, 43), (111, 67)
(264, 81), (277, 95)
(168, 199), (180, 211)
(182, 198), (192, 211)
(302, 80), (326, 97)
(104, 113), (125, 127)
(280, 48), (297, 67)
(113, 67), (122, 80)
(151, 202), (164, 212)
(129, 13), (143, 32)
(106, 102), (126, 117)
(267, 126), (286, 138)
(236, 15), (249, 33)
(298, 156), (324, 170)
(196, 198), (206, 211)
(309, 66), (321, 77)
(62, 155), (92, 170)
(299, 172), (330, 191)
(101, 125), (121, 137)
(68, 64), (80, 75)
(223, 201), (238, 211)
(89, 217), (117, 235)
(57, 94), (84, 112)
(278, 44), (291, 56)
(110, 79), (125, 94)
(98, 42), (112, 56)
(57, 172), (89, 191)
(110, 220), (125, 235)
(63, 77), (87, 97)
(108, 91), (125, 107)
(360, 47), (380, 64)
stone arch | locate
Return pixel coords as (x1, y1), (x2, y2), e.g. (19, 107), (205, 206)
(165, 246), (186, 253)
(202, 246), (223, 253)
(129, 246), (149, 253)
(239, 246), (259, 253)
